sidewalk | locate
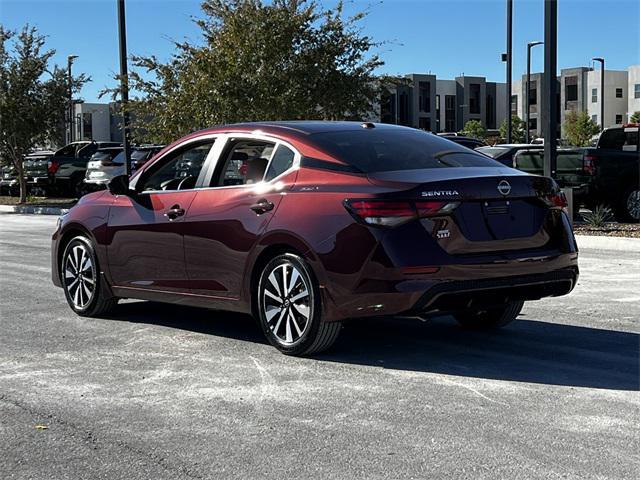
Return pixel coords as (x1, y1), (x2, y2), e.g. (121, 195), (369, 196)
(0, 204), (70, 215)
(575, 234), (640, 252)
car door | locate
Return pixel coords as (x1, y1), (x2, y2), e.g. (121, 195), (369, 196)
(106, 138), (217, 294)
(183, 136), (299, 298)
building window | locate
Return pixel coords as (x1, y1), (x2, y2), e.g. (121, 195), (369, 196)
(82, 112), (93, 140)
(380, 91), (396, 124)
(418, 81), (430, 113)
(591, 88), (597, 103)
(635, 84), (640, 99)
(615, 114), (623, 124)
(469, 83), (481, 114)
(486, 94), (495, 129)
(511, 95), (518, 115)
(529, 81), (537, 106)
(528, 118), (537, 130)
(444, 95), (456, 132)
(616, 88), (623, 98)
(565, 76), (578, 108)
(418, 117), (431, 131)
(592, 114), (597, 124)
(435, 95), (441, 132)
(398, 91), (410, 126)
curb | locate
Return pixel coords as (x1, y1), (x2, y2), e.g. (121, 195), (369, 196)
(0, 204), (69, 215)
(575, 234), (640, 253)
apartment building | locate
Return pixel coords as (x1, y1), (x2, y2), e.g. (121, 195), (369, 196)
(512, 64), (639, 139)
(380, 74), (507, 133)
(381, 65), (639, 138)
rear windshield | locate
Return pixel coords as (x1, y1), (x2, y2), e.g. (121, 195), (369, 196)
(598, 127), (639, 151)
(476, 146), (509, 158)
(311, 129), (502, 172)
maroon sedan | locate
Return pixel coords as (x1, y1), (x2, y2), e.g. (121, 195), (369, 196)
(52, 122), (579, 355)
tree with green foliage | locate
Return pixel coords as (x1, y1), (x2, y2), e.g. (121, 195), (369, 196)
(109, 0), (383, 144)
(563, 110), (600, 147)
(0, 25), (87, 203)
(630, 111), (640, 123)
(460, 120), (487, 140)
(499, 115), (526, 143)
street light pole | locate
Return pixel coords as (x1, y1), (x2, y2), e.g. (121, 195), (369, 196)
(543, 0), (558, 179)
(506, 0), (513, 143)
(67, 55), (78, 144)
(526, 41), (543, 144)
(117, 0), (132, 177)
(592, 57), (605, 131)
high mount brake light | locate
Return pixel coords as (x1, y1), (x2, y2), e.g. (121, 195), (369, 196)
(345, 199), (460, 227)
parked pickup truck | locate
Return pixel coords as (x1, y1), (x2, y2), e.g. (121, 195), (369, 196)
(30, 141), (121, 197)
(512, 124), (640, 222)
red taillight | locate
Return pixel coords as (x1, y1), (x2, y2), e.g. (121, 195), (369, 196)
(47, 159), (59, 174)
(583, 154), (596, 175)
(546, 192), (568, 209)
(345, 199), (459, 227)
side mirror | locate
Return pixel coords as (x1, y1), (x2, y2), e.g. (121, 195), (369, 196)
(108, 174), (134, 197)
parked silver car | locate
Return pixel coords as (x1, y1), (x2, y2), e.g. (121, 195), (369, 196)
(83, 145), (164, 192)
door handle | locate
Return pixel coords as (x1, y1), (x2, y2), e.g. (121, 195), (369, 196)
(164, 204), (185, 220)
(250, 198), (274, 214)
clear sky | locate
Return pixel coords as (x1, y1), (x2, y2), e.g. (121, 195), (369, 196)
(1, 0), (638, 102)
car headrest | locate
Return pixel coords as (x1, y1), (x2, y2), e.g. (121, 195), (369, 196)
(246, 157), (269, 183)
(231, 151), (249, 161)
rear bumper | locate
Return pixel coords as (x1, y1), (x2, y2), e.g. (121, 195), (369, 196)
(322, 252), (579, 321)
(408, 268), (577, 315)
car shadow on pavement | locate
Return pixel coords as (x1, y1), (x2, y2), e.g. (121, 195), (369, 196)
(109, 301), (639, 391)
(327, 315), (639, 391)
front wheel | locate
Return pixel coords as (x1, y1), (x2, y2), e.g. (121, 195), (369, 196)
(453, 301), (524, 329)
(61, 236), (117, 317)
(257, 253), (341, 356)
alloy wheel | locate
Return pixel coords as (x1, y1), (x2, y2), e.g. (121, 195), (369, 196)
(627, 190), (640, 221)
(262, 261), (312, 345)
(64, 243), (96, 309)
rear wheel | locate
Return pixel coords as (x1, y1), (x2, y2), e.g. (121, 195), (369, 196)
(454, 301), (524, 330)
(257, 253), (341, 356)
(614, 188), (640, 223)
(61, 236), (117, 317)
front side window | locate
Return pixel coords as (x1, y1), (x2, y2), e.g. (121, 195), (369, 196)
(140, 142), (214, 191)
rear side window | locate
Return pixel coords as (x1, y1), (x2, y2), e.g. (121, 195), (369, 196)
(311, 129), (501, 172)
(265, 145), (295, 181)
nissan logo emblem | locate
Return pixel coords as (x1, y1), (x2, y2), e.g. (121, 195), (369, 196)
(497, 180), (512, 196)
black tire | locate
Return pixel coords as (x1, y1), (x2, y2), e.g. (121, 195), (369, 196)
(613, 188), (640, 223)
(257, 253), (341, 356)
(61, 236), (117, 317)
(454, 301), (524, 330)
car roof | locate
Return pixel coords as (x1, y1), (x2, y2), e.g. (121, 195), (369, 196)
(197, 121), (411, 137)
(491, 144), (544, 148)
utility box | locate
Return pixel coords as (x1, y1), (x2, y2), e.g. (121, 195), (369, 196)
(563, 186), (574, 225)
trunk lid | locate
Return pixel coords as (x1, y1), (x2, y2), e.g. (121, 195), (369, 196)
(368, 167), (561, 253)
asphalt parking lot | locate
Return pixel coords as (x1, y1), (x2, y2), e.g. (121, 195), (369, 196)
(1, 214), (638, 480)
